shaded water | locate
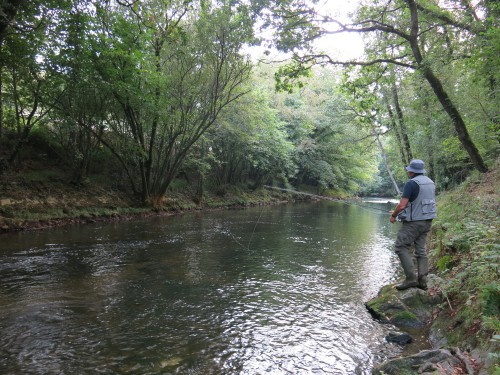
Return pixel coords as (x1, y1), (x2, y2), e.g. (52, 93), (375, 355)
(0, 201), (404, 374)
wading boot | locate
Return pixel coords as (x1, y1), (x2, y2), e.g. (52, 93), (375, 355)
(417, 257), (429, 290)
(396, 252), (418, 290)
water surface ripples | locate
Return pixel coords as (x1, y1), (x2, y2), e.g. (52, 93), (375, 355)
(0, 201), (402, 374)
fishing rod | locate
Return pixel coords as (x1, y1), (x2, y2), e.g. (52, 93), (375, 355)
(263, 185), (394, 214)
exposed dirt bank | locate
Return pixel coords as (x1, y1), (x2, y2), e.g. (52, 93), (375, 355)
(0, 169), (296, 233)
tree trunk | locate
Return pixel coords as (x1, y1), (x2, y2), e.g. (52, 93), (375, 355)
(372, 125), (402, 197)
(405, 0), (488, 173)
(391, 84), (413, 163)
(421, 65), (487, 172)
(422, 98), (436, 182)
(386, 101), (408, 166)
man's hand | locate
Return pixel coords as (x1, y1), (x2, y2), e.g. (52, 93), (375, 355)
(390, 197), (409, 223)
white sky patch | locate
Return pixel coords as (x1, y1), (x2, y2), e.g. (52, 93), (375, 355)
(314, 0), (365, 60)
(245, 0), (365, 62)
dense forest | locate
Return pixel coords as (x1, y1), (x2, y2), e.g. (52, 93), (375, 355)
(0, 0), (498, 204)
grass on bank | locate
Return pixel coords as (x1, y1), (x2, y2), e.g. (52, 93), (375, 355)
(429, 166), (499, 370)
(0, 166), (296, 231)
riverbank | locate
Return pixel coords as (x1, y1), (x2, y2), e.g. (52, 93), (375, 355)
(0, 167), (299, 233)
(371, 163), (499, 374)
(425, 163), (499, 373)
(1, 161), (498, 373)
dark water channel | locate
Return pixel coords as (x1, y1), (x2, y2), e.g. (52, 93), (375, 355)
(0, 200), (406, 374)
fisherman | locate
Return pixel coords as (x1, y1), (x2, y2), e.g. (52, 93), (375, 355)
(390, 159), (437, 290)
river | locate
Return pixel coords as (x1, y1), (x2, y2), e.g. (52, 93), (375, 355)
(0, 200), (404, 374)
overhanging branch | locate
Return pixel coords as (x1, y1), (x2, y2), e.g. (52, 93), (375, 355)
(321, 19), (412, 42)
(297, 54), (416, 70)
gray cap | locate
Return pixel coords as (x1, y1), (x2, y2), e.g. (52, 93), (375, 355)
(405, 159), (426, 173)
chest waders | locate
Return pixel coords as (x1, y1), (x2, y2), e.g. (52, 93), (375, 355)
(395, 220), (433, 290)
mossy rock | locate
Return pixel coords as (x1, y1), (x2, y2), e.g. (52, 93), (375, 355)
(373, 349), (462, 374)
(366, 284), (442, 329)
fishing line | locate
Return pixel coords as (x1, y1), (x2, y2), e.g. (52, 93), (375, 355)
(263, 185), (393, 215)
(342, 199), (394, 215)
(247, 204), (265, 250)
(224, 227), (249, 251)
(217, 205), (266, 251)
(228, 187), (393, 251)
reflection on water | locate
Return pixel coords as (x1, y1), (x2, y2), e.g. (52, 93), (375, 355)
(0, 201), (402, 374)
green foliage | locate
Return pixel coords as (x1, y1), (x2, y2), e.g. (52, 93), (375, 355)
(1, 0), (497, 208)
(270, 67), (377, 195)
(431, 165), (499, 350)
(202, 80), (295, 189)
(168, 178), (191, 194)
(274, 62), (312, 93)
(436, 255), (454, 272)
(279, 0), (499, 180)
(480, 284), (500, 317)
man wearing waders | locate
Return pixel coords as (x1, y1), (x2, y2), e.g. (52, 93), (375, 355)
(390, 159), (437, 290)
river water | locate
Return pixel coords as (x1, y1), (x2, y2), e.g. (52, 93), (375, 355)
(0, 200), (404, 374)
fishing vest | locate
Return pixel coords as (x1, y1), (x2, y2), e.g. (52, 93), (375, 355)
(400, 175), (437, 221)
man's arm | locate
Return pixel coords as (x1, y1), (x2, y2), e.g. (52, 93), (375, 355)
(390, 198), (409, 223)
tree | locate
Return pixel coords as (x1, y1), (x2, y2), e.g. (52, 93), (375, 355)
(264, 0), (492, 173)
(0, 0), (23, 43)
(42, 3), (109, 184)
(203, 85), (294, 190)
(90, 0), (253, 205)
(271, 66), (377, 195)
(0, 0), (73, 171)
(0, 1), (57, 168)
(0, 0), (23, 139)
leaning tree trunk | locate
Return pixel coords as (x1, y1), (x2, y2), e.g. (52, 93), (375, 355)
(420, 65), (488, 172)
(386, 100), (408, 167)
(405, 0), (488, 173)
(391, 84), (413, 163)
(372, 125), (402, 197)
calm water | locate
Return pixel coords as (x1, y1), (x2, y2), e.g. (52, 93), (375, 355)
(0, 201), (403, 374)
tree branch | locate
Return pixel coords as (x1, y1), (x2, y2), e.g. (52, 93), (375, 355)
(322, 18), (411, 42)
(415, 2), (484, 34)
(296, 53), (416, 70)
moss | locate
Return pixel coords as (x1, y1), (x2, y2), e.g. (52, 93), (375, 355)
(392, 310), (419, 325)
(366, 286), (429, 328)
(366, 287), (398, 315)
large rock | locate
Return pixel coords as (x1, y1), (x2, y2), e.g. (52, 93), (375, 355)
(367, 280), (482, 374)
(372, 349), (464, 374)
(365, 284), (442, 328)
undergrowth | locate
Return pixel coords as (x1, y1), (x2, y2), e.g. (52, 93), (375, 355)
(430, 166), (499, 371)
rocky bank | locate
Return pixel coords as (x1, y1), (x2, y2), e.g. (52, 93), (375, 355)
(366, 275), (493, 374)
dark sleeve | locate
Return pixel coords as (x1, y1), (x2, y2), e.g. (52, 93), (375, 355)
(402, 180), (419, 202)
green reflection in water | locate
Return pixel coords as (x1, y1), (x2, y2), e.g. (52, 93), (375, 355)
(0, 201), (401, 374)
